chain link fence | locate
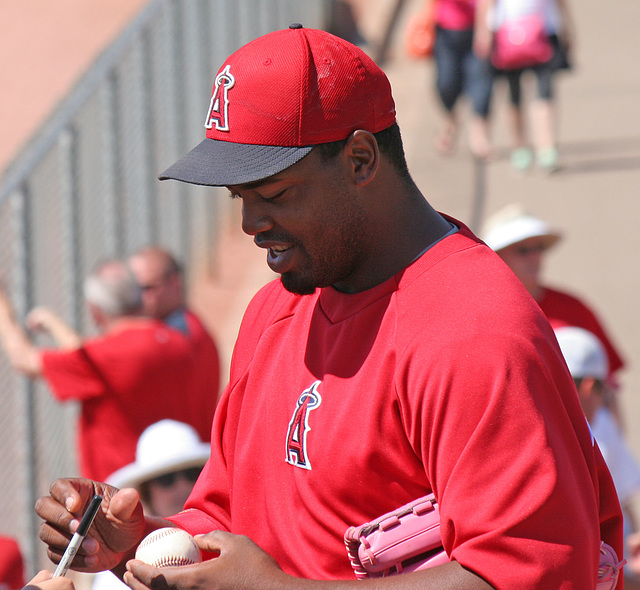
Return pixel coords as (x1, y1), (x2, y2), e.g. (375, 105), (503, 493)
(0, 0), (329, 576)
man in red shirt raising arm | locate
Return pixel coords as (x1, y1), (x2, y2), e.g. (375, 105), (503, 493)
(0, 259), (216, 481)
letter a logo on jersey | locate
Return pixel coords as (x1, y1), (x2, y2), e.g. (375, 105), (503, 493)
(204, 65), (235, 132)
(285, 381), (322, 470)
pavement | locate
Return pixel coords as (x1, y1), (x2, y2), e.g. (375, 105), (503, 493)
(3, 0), (640, 499)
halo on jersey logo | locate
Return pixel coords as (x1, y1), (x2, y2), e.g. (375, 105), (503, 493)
(204, 65), (235, 132)
(285, 381), (322, 470)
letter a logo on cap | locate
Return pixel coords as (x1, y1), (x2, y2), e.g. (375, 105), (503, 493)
(204, 65), (235, 132)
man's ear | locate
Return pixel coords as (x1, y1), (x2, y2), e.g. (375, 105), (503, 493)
(344, 130), (379, 186)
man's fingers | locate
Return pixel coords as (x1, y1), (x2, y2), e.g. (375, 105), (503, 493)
(125, 561), (177, 590)
(35, 495), (78, 535)
(123, 569), (155, 590)
(38, 520), (72, 553)
(46, 479), (87, 514)
(36, 484), (104, 566)
(194, 529), (228, 553)
(38, 519), (99, 569)
(108, 488), (142, 522)
(29, 570), (53, 583)
(24, 571), (75, 590)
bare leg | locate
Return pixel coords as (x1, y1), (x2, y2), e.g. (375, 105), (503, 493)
(508, 102), (533, 172)
(508, 102), (527, 150)
(468, 114), (492, 160)
(531, 98), (556, 150)
(531, 98), (559, 172)
(435, 110), (457, 156)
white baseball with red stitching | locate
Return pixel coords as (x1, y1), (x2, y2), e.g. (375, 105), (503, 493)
(135, 527), (202, 567)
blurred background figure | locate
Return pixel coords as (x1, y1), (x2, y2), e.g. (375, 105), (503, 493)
(0, 260), (217, 481)
(107, 419), (210, 517)
(426, 0), (494, 159)
(127, 245), (221, 399)
(482, 204), (640, 577)
(0, 534), (25, 590)
(555, 326), (640, 589)
(92, 419), (210, 590)
(128, 246), (188, 325)
(477, 0), (574, 173)
(555, 326), (608, 422)
(480, 204), (626, 399)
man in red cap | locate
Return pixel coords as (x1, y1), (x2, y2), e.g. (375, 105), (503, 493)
(36, 25), (623, 589)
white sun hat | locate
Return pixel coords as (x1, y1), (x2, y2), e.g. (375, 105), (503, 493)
(554, 326), (609, 380)
(480, 204), (562, 252)
(107, 420), (210, 490)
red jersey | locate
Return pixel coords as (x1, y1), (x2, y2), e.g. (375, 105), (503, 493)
(171, 219), (622, 588)
(41, 318), (218, 481)
(182, 308), (222, 406)
(0, 536), (24, 590)
(539, 286), (625, 377)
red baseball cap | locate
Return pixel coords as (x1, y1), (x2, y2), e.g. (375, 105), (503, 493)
(159, 24), (396, 187)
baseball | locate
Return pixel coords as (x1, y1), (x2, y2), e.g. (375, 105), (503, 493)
(135, 527), (202, 568)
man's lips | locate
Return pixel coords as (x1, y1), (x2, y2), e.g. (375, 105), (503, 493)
(255, 238), (295, 273)
(267, 246), (294, 274)
(268, 245), (291, 256)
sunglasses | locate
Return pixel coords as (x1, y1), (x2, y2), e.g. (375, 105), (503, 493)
(139, 281), (167, 291)
(515, 244), (546, 256)
(149, 466), (202, 488)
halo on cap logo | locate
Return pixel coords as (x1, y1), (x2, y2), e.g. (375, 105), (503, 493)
(204, 65), (235, 132)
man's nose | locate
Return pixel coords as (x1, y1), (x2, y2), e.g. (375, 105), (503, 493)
(241, 196), (274, 236)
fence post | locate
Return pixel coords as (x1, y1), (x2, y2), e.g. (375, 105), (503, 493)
(58, 129), (84, 328)
(100, 75), (123, 258)
(470, 158), (487, 234)
(10, 186), (39, 579)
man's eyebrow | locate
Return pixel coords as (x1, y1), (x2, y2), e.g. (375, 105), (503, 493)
(228, 176), (285, 193)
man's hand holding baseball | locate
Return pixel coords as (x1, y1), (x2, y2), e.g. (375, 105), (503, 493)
(125, 531), (290, 590)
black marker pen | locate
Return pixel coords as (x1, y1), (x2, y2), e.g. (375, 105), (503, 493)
(53, 495), (102, 578)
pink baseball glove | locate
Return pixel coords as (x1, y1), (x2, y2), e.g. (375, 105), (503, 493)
(598, 541), (626, 590)
(344, 494), (625, 587)
(344, 494), (448, 579)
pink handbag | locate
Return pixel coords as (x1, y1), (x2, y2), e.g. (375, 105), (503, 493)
(491, 13), (553, 70)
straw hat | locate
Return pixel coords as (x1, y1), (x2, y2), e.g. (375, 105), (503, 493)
(107, 420), (210, 490)
(480, 204), (562, 252)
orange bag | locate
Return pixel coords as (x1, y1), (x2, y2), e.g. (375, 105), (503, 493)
(405, 1), (436, 59)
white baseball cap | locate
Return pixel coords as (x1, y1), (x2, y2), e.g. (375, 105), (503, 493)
(480, 204), (561, 252)
(554, 326), (609, 380)
(107, 420), (210, 490)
